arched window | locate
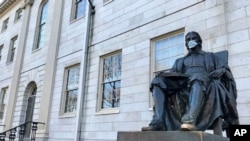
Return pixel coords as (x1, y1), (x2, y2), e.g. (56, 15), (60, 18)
(34, 1), (48, 50)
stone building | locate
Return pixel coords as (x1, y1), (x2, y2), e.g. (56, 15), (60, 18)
(0, 0), (250, 141)
(0, 0), (89, 140)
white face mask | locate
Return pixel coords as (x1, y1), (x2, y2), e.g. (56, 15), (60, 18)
(187, 40), (198, 49)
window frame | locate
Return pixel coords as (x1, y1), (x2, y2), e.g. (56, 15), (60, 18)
(151, 29), (185, 75)
(71, 0), (86, 21)
(0, 44), (3, 61)
(1, 18), (9, 32)
(60, 64), (80, 116)
(96, 50), (122, 114)
(7, 36), (18, 63)
(0, 87), (8, 120)
(14, 8), (23, 22)
(33, 1), (48, 50)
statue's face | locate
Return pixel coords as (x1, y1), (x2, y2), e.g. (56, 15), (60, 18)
(185, 33), (200, 49)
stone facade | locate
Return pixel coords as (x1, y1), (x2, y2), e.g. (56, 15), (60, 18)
(80, 0), (250, 141)
(0, 0), (249, 141)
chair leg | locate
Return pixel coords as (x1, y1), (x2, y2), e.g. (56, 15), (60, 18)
(213, 118), (223, 136)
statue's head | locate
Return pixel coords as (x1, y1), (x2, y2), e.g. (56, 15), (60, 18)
(185, 31), (202, 51)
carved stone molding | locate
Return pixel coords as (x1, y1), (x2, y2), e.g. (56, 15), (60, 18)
(0, 0), (34, 15)
(0, 0), (18, 14)
(23, 0), (33, 8)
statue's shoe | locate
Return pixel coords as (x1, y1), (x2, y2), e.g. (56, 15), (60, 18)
(141, 125), (166, 131)
(141, 126), (154, 131)
(181, 114), (194, 123)
(180, 123), (195, 131)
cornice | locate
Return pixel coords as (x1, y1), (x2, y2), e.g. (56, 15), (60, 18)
(0, 0), (19, 15)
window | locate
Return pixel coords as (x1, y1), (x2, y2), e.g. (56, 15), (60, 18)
(15, 8), (22, 21)
(62, 65), (80, 114)
(35, 1), (48, 50)
(0, 45), (3, 61)
(99, 52), (122, 110)
(7, 36), (18, 63)
(152, 30), (185, 75)
(1, 18), (9, 32)
(0, 87), (7, 120)
(72, 0), (86, 20)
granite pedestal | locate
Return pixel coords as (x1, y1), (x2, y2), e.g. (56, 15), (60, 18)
(117, 131), (229, 141)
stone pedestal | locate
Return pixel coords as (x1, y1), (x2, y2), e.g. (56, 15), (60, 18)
(117, 131), (229, 141)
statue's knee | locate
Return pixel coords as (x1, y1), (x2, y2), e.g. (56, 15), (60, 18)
(152, 85), (165, 96)
(191, 80), (201, 86)
(190, 80), (206, 93)
(152, 85), (162, 92)
(190, 80), (204, 89)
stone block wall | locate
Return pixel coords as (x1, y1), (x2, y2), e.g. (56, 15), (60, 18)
(47, 0), (87, 140)
(80, 0), (250, 140)
(0, 1), (24, 131)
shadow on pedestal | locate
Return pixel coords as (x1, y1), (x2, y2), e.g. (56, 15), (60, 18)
(117, 131), (229, 141)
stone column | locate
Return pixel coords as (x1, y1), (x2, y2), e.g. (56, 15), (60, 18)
(36, 0), (64, 139)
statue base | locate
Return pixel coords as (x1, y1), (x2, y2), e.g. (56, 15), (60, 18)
(117, 131), (229, 141)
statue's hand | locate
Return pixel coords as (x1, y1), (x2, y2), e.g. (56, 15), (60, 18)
(209, 68), (226, 78)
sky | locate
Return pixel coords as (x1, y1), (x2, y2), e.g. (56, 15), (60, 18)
(0, 0), (3, 4)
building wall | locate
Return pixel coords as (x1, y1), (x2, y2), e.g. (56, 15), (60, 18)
(0, 0), (72, 139)
(80, 0), (250, 140)
(0, 0), (23, 131)
(11, 0), (47, 127)
(0, 0), (89, 140)
(12, 65), (45, 126)
(225, 0), (250, 124)
(48, 0), (87, 140)
(0, 0), (250, 141)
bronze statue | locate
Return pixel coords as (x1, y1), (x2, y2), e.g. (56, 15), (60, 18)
(142, 31), (239, 135)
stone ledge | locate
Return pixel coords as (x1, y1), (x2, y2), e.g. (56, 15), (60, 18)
(117, 131), (229, 141)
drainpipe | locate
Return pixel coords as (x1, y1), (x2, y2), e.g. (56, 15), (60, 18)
(74, 0), (95, 141)
(222, 0), (228, 51)
(88, 0), (95, 15)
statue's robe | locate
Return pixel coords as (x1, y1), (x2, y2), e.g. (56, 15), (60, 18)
(151, 51), (239, 131)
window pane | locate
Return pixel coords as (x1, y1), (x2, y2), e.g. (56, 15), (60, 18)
(154, 32), (184, 72)
(2, 18), (8, 31)
(103, 54), (122, 82)
(36, 1), (48, 49)
(15, 9), (22, 21)
(64, 90), (78, 113)
(0, 45), (3, 61)
(101, 53), (122, 109)
(64, 65), (80, 113)
(102, 83), (113, 108)
(9, 37), (18, 62)
(75, 0), (85, 19)
(102, 81), (120, 108)
(37, 25), (45, 49)
(67, 66), (80, 90)
(0, 88), (7, 119)
(41, 2), (48, 24)
(10, 50), (15, 62)
(13, 38), (18, 49)
(155, 48), (170, 61)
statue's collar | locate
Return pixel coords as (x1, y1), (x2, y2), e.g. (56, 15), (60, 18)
(185, 50), (206, 57)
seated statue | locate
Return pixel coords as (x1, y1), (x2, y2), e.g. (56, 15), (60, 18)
(142, 31), (239, 135)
